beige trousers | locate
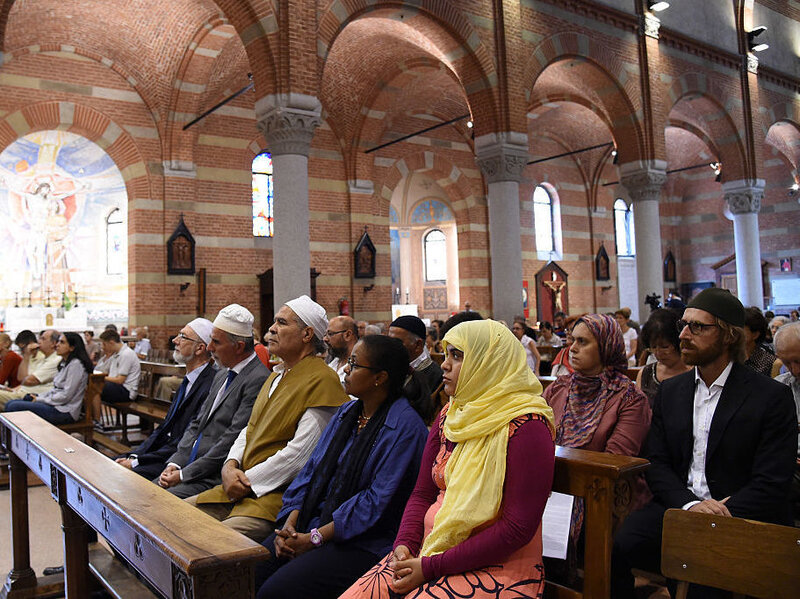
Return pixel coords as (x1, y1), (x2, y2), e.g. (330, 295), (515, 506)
(184, 493), (274, 542)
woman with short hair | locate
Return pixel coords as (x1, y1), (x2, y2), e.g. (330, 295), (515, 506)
(636, 309), (691, 406)
(5, 332), (92, 424)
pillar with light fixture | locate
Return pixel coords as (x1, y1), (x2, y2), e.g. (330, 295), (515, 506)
(620, 161), (668, 314)
(723, 180), (765, 308)
(475, 131), (529, 325)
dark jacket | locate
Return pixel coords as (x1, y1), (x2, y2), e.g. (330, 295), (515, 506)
(129, 362), (217, 472)
(644, 362), (797, 524)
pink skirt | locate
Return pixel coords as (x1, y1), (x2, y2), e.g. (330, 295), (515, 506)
(339, 490), (545, 599)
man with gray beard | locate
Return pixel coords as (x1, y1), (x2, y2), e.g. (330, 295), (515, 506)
(115, 318), (217, 480)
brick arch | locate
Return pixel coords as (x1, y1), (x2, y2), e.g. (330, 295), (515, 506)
(318, 1), (498, 136)
(345, 55), (469, 185)
(525, 34), (644, 163)
(763, 102), (800, 135)
(529, 93), (617, 144)
(0, 101), (149, 193)
(667, 73), (746, 182)
(764, 117), (800, 177)
(377, 151), (478, 223)
(2, 43), (161, 129)
(165, 19), (244, 167)
(667, 118), (722, 162)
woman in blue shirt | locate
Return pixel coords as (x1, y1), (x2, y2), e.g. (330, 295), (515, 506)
(254, 335), (429, 599)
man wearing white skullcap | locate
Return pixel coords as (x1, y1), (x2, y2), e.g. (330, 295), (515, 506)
(189, 295), (348, 540)
(116, 318), (218, 479)
(159, 304), (270, 500)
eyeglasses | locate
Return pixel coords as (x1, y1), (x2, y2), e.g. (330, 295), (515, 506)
(347, 356), (381, 371)
(676, 320), (719, 335)
(175, 332), (203, 344)
(324, 330), (348, 338)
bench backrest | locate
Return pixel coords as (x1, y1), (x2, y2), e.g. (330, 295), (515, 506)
(661, 508), (800, 599)
(137, 360), (185, 402)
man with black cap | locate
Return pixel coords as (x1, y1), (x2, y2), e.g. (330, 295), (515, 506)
(611, 288), (797, 598)
(389, 315), (443, 394)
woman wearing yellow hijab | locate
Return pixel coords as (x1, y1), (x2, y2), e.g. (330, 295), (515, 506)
(340, 320), (555, 598)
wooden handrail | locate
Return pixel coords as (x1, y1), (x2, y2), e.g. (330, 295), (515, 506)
(1, 411), (268, 598)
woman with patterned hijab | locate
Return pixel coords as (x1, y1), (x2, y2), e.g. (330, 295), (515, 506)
(543, 313), (651, 456)
(341, 319), (555, 598)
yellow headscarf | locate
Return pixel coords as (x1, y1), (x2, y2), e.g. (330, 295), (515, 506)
(420, 319), (555, 557)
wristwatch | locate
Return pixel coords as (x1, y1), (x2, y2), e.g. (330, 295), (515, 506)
(309, 527), (324, 547)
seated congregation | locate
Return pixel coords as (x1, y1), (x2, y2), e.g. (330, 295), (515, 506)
(2, 288), (799, 599)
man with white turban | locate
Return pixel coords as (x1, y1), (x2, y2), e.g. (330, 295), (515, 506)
(158, 304), (270, 499)
(189, 295), (348, 540)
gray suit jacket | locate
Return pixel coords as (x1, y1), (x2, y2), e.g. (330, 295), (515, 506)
(167, 355), (269, 495)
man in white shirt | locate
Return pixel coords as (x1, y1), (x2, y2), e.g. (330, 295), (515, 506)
(93, 329), (141, 428)
(612, 288), (797, 599)
(132, 327), (152, 359)
(0, 329), (61, 409)
(186, 295), (348, 540)
(324, 315), (358, 385)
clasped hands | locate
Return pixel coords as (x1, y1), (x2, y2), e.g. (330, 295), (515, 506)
(688, 495), (731, 517)
(389, 545), (425, 594)
(273, 512), (316, 560)
(222, 459), (252, 501)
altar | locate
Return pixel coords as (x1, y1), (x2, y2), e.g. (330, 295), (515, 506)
(4, 306), (88, 335)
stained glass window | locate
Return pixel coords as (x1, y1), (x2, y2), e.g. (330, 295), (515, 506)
(252, 151), (273, 237)
(533, 185), (554, 253)
(614, 198), (636, 256)
(424, 229), (447, 281)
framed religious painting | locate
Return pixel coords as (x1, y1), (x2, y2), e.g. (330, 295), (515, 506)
(595, 245), (610, 281)
(353, 227), (376, 279)
(167, 215), (195, 275)
(664, 250), (676, 282)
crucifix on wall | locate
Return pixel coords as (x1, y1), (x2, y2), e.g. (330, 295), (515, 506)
(534, 261), (569, 323)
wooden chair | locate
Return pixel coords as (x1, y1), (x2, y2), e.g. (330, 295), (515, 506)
(59, 372), (105, 447)
(661, 508), (800, 599)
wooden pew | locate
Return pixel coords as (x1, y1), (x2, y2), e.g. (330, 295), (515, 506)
(99, 361), (185, 450)
(0, 411), (268, 599)
(545, 446), (649, 599)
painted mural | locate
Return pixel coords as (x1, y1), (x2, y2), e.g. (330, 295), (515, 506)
(0, 130), (128, 322)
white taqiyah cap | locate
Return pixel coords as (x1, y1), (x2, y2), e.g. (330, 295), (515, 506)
(213, 304), (254, 338)
(186, 318), (214, 345)
(285, 295), (328, 340)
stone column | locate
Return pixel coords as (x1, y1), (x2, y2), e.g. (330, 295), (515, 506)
(475, 132), (529, 325)
(398, 227), (412, 305)
(620, 161), (667, 312)
(723, 180), (765, 308)
(256, 93), (321, 310)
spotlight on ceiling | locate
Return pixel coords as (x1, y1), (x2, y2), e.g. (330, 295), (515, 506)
(611, 148), (618, 164)
(747, 26), (769, 52)
(466, 120), (474, 129)
(648, 1), (670, 12)
(710, 162), (722, 182)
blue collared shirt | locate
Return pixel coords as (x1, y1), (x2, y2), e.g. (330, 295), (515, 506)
(278, 397), (428, 556)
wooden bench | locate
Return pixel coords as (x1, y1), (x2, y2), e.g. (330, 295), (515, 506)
(106, 361), (185, 448)
(661, 509), (800, 599)
(545, 446), (649, 599)
(0, 411), (268, 599)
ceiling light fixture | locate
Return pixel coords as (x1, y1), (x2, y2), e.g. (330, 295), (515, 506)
(747, 26), (769, 52)
(647, 1), (670, 12)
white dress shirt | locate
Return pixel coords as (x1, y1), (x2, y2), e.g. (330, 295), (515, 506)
(683, 361), (734, 509)
(226, 360), (337, 497)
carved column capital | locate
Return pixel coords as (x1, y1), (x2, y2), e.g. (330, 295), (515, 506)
(255, 93), (322, 156)
(746, 53), (759, 74)
(723, 179), (764, 214)
(642, 13), (661, 39)
(475, 132), (529, 184)
(619, 161), (667, 203)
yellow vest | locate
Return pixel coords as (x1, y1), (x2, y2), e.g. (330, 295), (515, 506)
(196, 355), (348, 521)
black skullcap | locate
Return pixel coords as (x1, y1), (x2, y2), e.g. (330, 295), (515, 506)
(390, 315), (427, 340)
(686, 287), (745, 327)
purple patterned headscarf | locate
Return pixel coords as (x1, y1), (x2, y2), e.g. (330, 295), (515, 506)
(556, 314), (631, 447)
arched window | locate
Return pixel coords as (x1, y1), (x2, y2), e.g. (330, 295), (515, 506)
(533, 185), (554, 253)
(424, 229), (447, 281)
(614, 198), (636, 256)
(252, 151), (274, 237)
(106, 208), (124, 275)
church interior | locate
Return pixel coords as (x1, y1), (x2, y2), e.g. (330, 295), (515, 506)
(0, 0), (799, 597)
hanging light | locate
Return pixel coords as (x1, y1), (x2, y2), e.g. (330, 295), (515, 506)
(747, 26), (769, 52)
(648, 1), (670, 12)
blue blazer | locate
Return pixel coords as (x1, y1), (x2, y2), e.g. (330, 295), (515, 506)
(278, 397), (428, 556)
